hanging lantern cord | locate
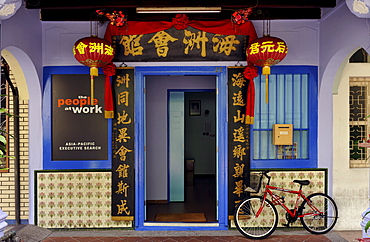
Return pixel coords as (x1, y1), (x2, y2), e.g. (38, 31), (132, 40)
(90, 12), (99, 37)
(90, 17), (92, 36)
(89, 12), (99, 102)
(262, 12), (271, 36)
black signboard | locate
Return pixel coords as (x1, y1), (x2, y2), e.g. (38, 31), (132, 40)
(111, 67), (135, 221)
(227, 67), (251, 216)
(52, 74), (108, 161)
(111, 26), (248, 62)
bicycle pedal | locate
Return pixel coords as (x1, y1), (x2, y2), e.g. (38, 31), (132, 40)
(282, 223), (290, 227)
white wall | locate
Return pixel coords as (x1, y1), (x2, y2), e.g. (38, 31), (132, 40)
(318, 2), (370, 230)
(333, 63), (370, 230)
(185, 92), (216, 175)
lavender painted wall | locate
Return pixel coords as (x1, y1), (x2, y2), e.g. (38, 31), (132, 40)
(2, 7), (42, 80)
(42, 20), (321, 67)
(252, 20), (319, 66)
(39, 12), (324, 221)
(1, 6), (43, 224)
(42, 21), (108, 67)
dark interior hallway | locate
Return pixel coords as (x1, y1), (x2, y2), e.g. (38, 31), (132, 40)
(146, 175), (217, 222)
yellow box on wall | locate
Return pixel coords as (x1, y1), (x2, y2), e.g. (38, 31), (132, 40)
(273, 124), (293, 145)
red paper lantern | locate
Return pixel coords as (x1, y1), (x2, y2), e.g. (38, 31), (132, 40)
(246, 35), (288, 102)
(73, 36), (114, 101)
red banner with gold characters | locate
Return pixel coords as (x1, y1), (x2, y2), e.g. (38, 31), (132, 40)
(227, 66), (251, 217)
(104, 17), (257, 62)
(111, 67), (135, 222)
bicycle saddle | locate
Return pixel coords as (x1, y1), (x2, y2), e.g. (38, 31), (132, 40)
(293, 180), (310, 186)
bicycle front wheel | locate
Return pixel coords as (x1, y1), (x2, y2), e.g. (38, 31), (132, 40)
(234, 196), (278, 240)
(299, 193), (338, 234)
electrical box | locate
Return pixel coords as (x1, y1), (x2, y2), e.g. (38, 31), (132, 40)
(273, 124), (293, 145)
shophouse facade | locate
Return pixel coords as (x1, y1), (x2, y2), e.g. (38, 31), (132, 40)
(0, 0), (367, 231)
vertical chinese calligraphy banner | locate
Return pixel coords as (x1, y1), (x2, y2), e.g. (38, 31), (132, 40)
(111, 67), (135, 222)
(227, 67), (251, 217)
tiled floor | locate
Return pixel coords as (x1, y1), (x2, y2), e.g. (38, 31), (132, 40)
(146, 175), (217, 222)
(42, 234), (331, 242)
(8, 224), (351, 242)
(39, 228), (352, 242)
(25, 175), (359, 242)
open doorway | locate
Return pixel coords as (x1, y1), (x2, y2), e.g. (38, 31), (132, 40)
(135, 66), (228, 230)
(145, 75), (216, 222)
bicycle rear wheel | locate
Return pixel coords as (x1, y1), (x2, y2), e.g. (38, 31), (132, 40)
(299, 193), (338, 234)
(234, 196), (278, 240)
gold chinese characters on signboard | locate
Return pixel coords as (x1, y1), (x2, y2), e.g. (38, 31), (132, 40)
(227, 67), (251, 216)
(112, 27), (247, 62)
(112, 68), (135, 221)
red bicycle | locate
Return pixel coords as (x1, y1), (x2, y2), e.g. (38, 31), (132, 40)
(234, 170), (338, 240)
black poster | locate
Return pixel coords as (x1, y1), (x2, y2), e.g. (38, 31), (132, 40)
(111, 26), (248, 62)
(227, 67), (251, 216)
(111, 67), (135, 221)
(52, 74), (108, 161)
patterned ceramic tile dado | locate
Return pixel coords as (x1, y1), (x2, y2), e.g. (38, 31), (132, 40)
(36, 170), (326, 229)
(36, 171), (131, 229)
(230, 170), (326, 228)
(244, 170), (326, 228)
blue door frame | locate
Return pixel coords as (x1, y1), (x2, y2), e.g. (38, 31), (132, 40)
(135, 66), (228, 230)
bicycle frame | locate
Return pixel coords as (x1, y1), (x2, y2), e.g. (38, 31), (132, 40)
(256, 178), (324, 220)
(259, 184), (308, 219)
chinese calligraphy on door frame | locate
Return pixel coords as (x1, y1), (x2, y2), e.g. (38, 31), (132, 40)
(227, 66), (251, 217)
(111, 67), (135, 221)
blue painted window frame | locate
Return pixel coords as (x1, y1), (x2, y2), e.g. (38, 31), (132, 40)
(134, 66), (228, 231)
(42, 66), (112, 170)
(251, 66), (318, 169)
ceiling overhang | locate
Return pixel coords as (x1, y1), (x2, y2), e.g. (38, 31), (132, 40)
(25, 0), (337, 21)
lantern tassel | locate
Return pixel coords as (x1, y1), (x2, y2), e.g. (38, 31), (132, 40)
(90, 75), (94, 104)
(90, 67), (99, 76)
(90, 67), (98, 103)
(265, 75), (269, 103)
(262, 66), (270, 103)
